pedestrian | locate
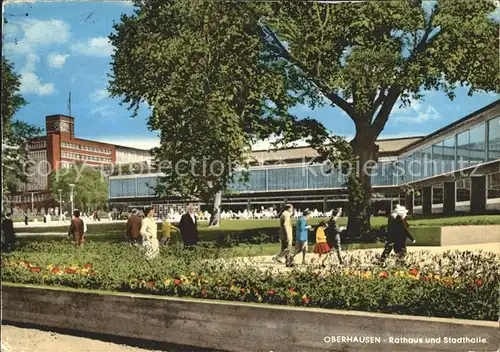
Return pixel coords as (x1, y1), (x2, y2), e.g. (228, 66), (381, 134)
(160, 216), (179, 245)
(43, 214), (47, 223)
(272, 204), (294, 267)
(24, 212), (28, 226)
(140, 207), (159, 259)
(380, 205), (415, 263)
(291, 209), (311, 265)
(179, 205), (199, 248)
(2, 213), (16, 252)
(327, 207), (344, 264)
(68, 209), (86, 246)
(126, 209), (142, 245)
(313, 221), (331, 264)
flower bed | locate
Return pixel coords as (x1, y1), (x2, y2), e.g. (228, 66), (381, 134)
(1, 241), (499, 321)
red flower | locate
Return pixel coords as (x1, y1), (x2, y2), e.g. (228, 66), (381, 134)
(147, 280), (155, 288)
(475, 279), (483, 287)
(240, 288), (246, 294)
(83, 263), (93, 269)
(201, 289), (207, 297)
(266, 290), (276, 295)
(289, 288), (295, 293)
(174, 278), (182, 286)
(29, 267), (41, 273)
(409, 268), (419, 276)
(89, 271), (97, 276)
(421, 276), (429, 281)
(302, 295), (311, 304)
(378, 271), (389, 279)
(24, 262), (30, 268)
(51, 267), (61, 274)
(64, 268), (77, 274)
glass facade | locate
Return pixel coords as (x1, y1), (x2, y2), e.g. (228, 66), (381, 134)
(108, 115), (500, 199)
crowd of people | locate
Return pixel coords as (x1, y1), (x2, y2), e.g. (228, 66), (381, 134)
(2, 202), (416, 266)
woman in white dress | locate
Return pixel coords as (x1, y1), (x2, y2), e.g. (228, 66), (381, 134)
(140, 207), (159, 259)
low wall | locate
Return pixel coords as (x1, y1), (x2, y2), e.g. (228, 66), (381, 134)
(441, 225), (500, 246)
(2, 284), (498, 352)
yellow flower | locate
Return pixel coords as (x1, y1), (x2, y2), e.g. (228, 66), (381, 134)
(190, 272), (196, 277)
(434, 275), (441, 281)
(363, 272), (372, 279)
(164, 279), (171, 286)
(46, 264), (53, 270)
(343, 269), (350, 276)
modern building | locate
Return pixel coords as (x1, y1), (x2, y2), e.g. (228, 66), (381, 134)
(107, 100), (500, 217)
(11, 114), (152, 213)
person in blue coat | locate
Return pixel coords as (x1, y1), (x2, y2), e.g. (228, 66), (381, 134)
(291, 210), (311, 265)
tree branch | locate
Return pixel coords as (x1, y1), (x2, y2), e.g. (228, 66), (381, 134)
(370, 84), (401, 137)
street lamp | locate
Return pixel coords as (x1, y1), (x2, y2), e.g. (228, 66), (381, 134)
(31, 192), (36, 213)
(69, 184), (75, 216)
(58, 189), (63, 220)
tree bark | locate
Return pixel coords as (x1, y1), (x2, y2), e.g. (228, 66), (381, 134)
(347, 133), (378, 237)
(209, 190), (222, 227)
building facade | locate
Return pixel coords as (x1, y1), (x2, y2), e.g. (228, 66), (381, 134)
(12, 114), (152, 214)
(107, 100), (500, 216)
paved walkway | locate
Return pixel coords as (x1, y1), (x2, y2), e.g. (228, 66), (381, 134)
(1, 325), (164, 352)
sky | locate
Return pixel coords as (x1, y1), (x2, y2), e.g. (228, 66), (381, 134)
(3, 1), (499, 151)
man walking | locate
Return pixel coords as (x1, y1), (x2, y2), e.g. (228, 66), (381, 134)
(381, 205), (415, 263)
(68, 210), (86, 246)
(126, 209), (142, 245)
(179, 205), (199, 248)
(327, 208), (343, 264)
(273, 204), (294, 267)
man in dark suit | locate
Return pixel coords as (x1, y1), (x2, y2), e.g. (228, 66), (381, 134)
(179, 205), (199, 247)
(126, 209), (142, 245)
(2, 213), (16, 252)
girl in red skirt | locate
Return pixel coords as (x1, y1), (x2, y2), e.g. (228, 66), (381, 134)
(314, 221), (331, 258)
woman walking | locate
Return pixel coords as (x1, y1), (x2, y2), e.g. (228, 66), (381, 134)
(140, 207), (159, 259)
(313, 221), (330, 265)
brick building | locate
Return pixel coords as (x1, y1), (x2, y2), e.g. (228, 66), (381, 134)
(11, 114), (151, 214)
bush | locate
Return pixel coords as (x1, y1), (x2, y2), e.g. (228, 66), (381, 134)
(1, 241), (498, 321)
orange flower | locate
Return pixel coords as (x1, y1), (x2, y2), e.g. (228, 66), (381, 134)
(89, 271), (97, 276)
(378, 271), (389, 279)
(288, 288), (295, 293)
(408, 268), (419, 276)
(64, 268), (77, 274)
(266, 290), (276, 295)
(30, 267), (41, 273)
(240, 288), (246, 294)
(51, 267), (61, 274)
(174, 278), (182, 286)
(24, 262), (31, 268)
(83, 263), (93, 269)
(302, 295), (311, 304)
(147, 280), (155, 288)
(443, 279), (453, 286)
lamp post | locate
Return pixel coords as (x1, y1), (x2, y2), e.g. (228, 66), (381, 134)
(58, 189), (63, 220)
(31, 192), (35, 213)
(69, 184), (75, 216)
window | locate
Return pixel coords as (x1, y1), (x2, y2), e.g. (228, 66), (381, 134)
(487, 172), (500, 199)
(432, 183), (443, 204)
(422, 147), (432, 178)
(443, 137), (455, 173)
(432, 142), (444, 176)
(488, 116), (500, 161)
(456, 178), (471, 202)
(469, 124), (486, 165)
(456, 130), (470, 168)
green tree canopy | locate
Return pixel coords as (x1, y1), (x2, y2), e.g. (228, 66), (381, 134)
(2, 57), (42, 194)
(50, 164), (108, 212)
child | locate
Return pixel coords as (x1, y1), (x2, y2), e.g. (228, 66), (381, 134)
(314, 221), (331, 260)
(160, 217), (179, 245)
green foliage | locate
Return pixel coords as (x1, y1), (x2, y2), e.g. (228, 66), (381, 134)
(49, 164), (108, 211)
(2, 242), (499, 320)
(2, 57), (42, 193)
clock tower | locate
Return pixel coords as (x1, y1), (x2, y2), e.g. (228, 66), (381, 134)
(46, 115), (75, 139)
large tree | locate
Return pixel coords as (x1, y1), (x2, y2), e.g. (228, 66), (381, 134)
(109, 1), (306, 224)
(2, 57), (42, 195)
(50, 164), (108, 212)
(263, 0), (499, 234)
(110, 0), (498, 234)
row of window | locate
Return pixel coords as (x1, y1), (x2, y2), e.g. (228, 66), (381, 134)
(61, 141), (112, 155)
(398, 115), (500, 183)
(11, 193), (51, 203)
(62, 152), (112, 163)
(109, 177), (158, 198)
(29, 150), (47, 161)
(29, 141), (47, 150)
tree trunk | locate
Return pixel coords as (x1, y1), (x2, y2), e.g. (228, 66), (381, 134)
(209, 190), (222, 227)
(347, 134), (378, 237)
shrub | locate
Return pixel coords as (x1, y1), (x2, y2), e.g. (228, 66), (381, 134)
(1, 241), (498, 321)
